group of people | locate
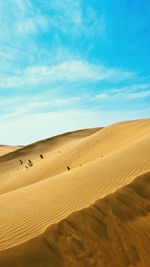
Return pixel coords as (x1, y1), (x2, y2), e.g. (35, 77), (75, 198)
(19, 154), (44, 169)
(20, 154), (74, 172)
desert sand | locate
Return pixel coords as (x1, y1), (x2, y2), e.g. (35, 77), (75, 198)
(0, 119), (149, 266)
(0, 145), (22, 157)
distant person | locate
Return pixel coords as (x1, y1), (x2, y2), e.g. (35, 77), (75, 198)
(28, 160), (33, 167)
(40, 154), (44, 159)
(67, 166), (70, 171)
(20, 159), (23, 165)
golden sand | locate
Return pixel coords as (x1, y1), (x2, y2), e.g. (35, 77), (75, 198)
(0, 119), (149, 266)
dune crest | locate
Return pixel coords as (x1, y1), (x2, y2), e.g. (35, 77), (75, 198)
(0, 145), (22, 157)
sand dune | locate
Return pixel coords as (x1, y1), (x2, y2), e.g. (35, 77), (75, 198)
(0, 171), (149, 267)
(0, 127), (101, 194)
(0, 119), (149, 194)
(0, 145), (22, 157)
(0, 127), (100, 163)
(0, 119), (150, 266)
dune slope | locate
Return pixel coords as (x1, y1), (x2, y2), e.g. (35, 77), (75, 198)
(0, 171), (149, 267)
(0, 119), (149, 194)
(0, 128), (100, 163)
(0, 119), (150, 267)
(0, 127), (101, 193)
(0, 145), (22, 157)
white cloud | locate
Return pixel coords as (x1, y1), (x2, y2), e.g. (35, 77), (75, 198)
(16, 16), (49, 35)
(94, 93), (108, 100)
(0, 94), (82, 119)
(50, 0), (82, 28)
(127, 90), (150, 99)
(54, 97), (80, 106)
(83, 7), (106, 39)
(46, 0), (106, 38)
(0, 51), (15, 61)
(15, 0), (32, 15)
(94, 83), (150, 101)
(0, 60), (134, 88)
(0, 0), (105, 81)
(110, 83), (150, 94)
(16, 18), (37, 34)
(0, 97), (48, 118)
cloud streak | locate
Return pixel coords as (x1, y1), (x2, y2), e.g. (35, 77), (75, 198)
(0, 60), (134, 88)
(94, 83), (150, 101)
(51, 0), (106, 38)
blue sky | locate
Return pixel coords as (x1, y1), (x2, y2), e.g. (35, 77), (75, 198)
(0, 0), (150, 145)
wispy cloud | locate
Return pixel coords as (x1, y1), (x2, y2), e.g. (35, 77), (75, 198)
(126, 90), (150, 99)
(16, 15), (49, 35)
(0, 60), (134, 88)
(54, 97), (80, 106)
(0, 94), (82, 118)
(94, 83), (150, 101)
(94, 93), (108, 100)
(1, 0), (105, 40)
(49, 0), (106, 38)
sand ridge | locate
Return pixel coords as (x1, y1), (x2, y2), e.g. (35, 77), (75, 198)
(0, 131), (150, 251)
(0, 171), (149, 267)
(0, 127), (101, 193)
(0, 119), (150, 266)
(0, 145), (22, 157)
(0, 119), (149, 194)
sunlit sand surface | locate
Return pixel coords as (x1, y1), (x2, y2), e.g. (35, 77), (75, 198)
(0, 119), (150, 266)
